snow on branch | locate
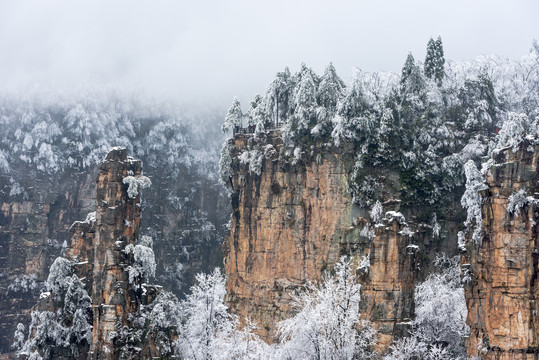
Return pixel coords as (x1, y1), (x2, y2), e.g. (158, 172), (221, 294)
(123, 175), (151, 199)
(461, 160), (487, 244)
(507, 189), (538, 216)
(124, 243), (156, 283)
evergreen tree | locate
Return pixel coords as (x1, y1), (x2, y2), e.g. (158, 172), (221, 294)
(292, 63), (318, 132)
(434, 36), (445, 86)
(317, 62), (345, 110)
(425, 37), (445, 86)
(424, 38), (437, 80)
(246, 94), (269, 133)
(400, 53), (425, 96)
(458, 71), (498, 133)
(338, 68), (366, 119)
(331, 69), (370, 146)
(222, 97), (243, 134)
(265, 67), (293, 127)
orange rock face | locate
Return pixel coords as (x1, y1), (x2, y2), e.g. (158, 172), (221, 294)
(62, 147), (157, 359)
(463, 140), (539, 359)
(223, 133), (419, 351)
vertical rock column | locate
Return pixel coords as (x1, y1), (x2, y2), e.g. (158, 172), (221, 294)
(90, 147), (142, 356)
(463, 140), (539, 359)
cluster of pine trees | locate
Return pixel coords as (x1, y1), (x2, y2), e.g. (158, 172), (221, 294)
(221, 38), (539, 211)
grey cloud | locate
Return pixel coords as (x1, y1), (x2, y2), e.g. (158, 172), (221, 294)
(0, 0), (537, 106)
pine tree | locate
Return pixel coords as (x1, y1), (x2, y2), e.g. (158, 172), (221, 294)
(400, 53), (425, 96)
(265, 67), (293, 127)
(318, 62), (345, 110)
(247, 94), (268, 133)
(424, 38), (437, 80)
(424, 37), (445, 86)
(293, 63), (318, 131)
(434, 36), (445, 86)
(222, 97), (243, 134)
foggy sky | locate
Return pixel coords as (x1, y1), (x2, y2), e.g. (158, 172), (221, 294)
(0, 0), (537, 106)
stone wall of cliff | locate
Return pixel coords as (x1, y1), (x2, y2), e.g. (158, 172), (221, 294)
(0, 169), (97, 356)
(463, 139), (539, 359)
(223, 132), (459, 351)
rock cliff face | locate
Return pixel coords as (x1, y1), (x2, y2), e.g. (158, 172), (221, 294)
(0, 169), (97, 355)
(223, 133), (445, 351)
(463, 139), (539, 359)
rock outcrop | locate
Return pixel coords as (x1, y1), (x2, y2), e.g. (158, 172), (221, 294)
(463, 140), (539, 359)
(24, 147), (163, 359)
(71, 147), (146, 356)
(223, 132), (430, 351)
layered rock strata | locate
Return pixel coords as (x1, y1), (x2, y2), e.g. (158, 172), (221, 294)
(36, 147), (159, 359)
(463, 139), (539, 359)
(223, 133), (421, 351)
(76, 147), (144, 356)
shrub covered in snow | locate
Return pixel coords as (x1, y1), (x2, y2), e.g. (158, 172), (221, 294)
(124, 243), (156, 284)
(19, 259), (92, 359)
(122, 175), (151, 199)
(275, 257), (377, 360)
(7, 274), (40, 294)
(461, 160), (486, 244)
(506, 189), (538, 216)
(46, 257), (74, 298)
(218, 140), (235, 185)
(384, 254), (468, 360)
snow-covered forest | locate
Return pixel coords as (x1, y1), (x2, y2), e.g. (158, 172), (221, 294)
(5, 36), (539, 359)
(221, 39), (539, 210)
(0, 88), (229, 316)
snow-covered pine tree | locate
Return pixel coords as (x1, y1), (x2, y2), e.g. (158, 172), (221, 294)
(123, 243), (157, 285)
(331, 69), (372, 146)
(424, 36), (445, 86)
(434, 36), (445, 86)
(424, 37), (437, 80)
(458, 70), (498, 134)
(265, 67), (294, 128)
(247, 94), (269, 134)
(222, 97), (243, 134)
(400, 53), (425, 97)
(313, 63), (345, 138)
(293, 63), (318, 132)
(317, 63), (345, 110)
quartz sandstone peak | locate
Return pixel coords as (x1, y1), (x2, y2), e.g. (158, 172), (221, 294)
(31, 147), (160, 359)
(223, 132), (421, 352)
(463, 139), (539, 359)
